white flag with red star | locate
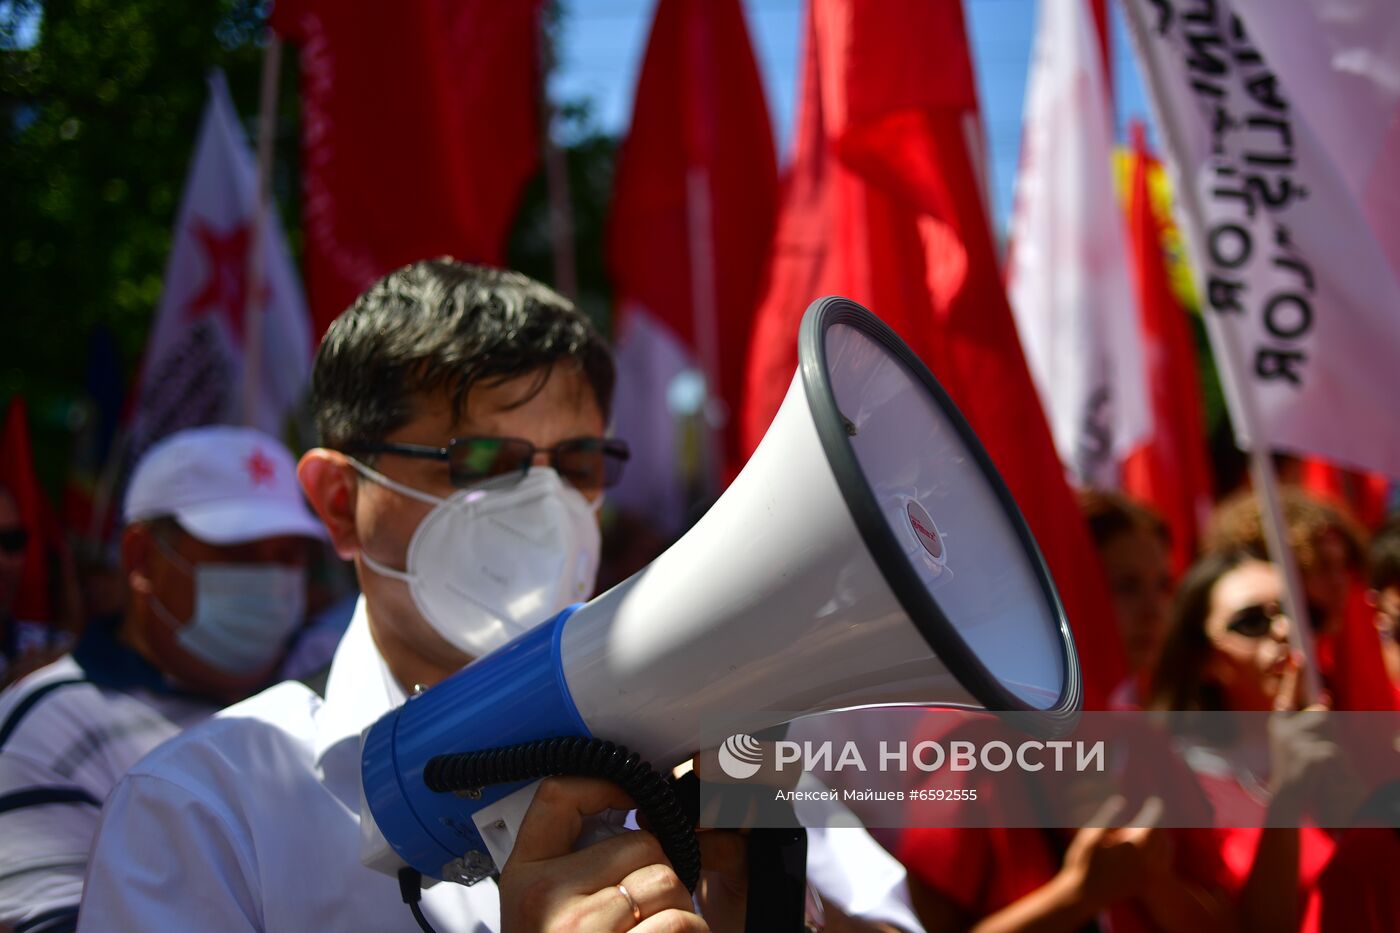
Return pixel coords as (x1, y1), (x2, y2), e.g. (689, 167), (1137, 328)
(127, 71), (311, 467)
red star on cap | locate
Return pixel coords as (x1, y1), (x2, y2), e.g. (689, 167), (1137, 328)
(184, 218), (269, 345)
(245, 449), (276, 487)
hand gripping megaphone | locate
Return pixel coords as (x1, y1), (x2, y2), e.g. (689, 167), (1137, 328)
(360, 296), (1081, 887)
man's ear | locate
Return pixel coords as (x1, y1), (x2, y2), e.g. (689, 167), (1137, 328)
(122, 524), (155, 597)
(298, 449), (360, 560)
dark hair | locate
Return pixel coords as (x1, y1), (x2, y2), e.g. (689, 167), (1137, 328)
(1147, 549), (1260, 712)
(311, 260), (615, 450)
(1076, 488), (1170, 551)
(1204, 485), (1367, 575)
(1371, 518), (1400, 591)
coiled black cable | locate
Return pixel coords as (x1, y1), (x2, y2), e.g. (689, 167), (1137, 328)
(424, 736), (702, 892)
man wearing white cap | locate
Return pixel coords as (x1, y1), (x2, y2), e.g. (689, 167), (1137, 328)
(0, 425), (324, 933)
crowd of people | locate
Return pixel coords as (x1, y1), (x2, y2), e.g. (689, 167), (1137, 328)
(898, 486), (1400, 932)
(0, 259), (1397, 932)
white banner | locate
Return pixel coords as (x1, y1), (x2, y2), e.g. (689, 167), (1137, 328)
(1008, 0), (1151, 487)
(1123, 0), (1400, 478)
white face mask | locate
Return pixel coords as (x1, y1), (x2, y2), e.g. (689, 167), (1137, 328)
(351, 460), (602, 658)
(149, 541), (307, 675)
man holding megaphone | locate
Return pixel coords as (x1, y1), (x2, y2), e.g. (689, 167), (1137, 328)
(77, 261), (920, 932)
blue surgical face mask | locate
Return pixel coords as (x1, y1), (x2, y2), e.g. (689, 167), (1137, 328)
(149, 538), (307, 675)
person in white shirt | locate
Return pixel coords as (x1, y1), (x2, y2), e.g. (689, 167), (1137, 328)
(79, 261), (921, 933)
(0, 426), (325, 933)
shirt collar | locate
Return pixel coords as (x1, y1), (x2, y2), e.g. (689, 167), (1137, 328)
(313, 596), (407, 765)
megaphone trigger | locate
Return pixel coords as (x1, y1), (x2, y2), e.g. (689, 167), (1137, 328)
(424, 736), (702, 891)
(471, 782), (634, 875)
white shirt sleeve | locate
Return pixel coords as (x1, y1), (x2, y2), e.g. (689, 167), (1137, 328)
(806, 826), (924, 933)
(793, 774), (924, 933)
(0, 753), (100, 932)
(79, 773), (262, 932)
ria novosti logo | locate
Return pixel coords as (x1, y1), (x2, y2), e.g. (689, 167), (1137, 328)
(716, 732), (1106, 779)
(717, 733), (765, 779)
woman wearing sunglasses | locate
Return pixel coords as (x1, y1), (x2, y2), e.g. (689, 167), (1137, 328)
(1150, 552), (1305, 715)
(1147, 551), (1368, 932)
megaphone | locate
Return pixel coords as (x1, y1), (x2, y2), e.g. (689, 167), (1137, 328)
(360, 296), (1081, 885)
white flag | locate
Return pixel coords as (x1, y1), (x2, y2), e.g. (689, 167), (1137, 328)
(1123, 0), (1400, 478)
(127, 71), (311, 464)
(1008, 0), (1151, 488)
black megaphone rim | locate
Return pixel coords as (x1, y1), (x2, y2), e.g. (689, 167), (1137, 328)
(798, 296), (1083, 734)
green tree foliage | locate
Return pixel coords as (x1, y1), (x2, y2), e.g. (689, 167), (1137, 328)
(1, 0), (296, 482)
(2, 0), (617, 491)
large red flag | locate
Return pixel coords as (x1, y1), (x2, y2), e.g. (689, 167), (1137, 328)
(1121, 122), (1214, 575)
(1297, 457), (1391, 532)
(741, 0), (1127, 708)
(271, 0), (543, 336)
(606, 0), (777, 529)
(0, 398), (50, 623)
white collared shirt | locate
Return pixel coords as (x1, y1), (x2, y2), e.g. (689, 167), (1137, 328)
(0, 647), (215, 932)
(80, 599), (920, 932)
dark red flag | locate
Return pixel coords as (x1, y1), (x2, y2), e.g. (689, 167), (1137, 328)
(606, 0), (777, 522)
(271, 0), (543, 336)
(1121, 122), (1214, 575)
(1297, 457), (1391, 532)
(741, 0), (1127, 708)
(1315, 585), (1398, 711)
(1, 398), (51, 623)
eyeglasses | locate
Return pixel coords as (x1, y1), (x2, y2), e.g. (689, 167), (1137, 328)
(345, 436), (630, 495)
(1225, 602), (1285, 638)
(1225, 600), (1328, 638)
(0, 526), (28, 554)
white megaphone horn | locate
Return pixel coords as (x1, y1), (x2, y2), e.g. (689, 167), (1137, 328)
(360, 296), (1082, 886)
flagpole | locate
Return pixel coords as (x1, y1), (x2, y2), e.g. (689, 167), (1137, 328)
(243, 33), (282, 428)
(1121, 0), (1322, 702)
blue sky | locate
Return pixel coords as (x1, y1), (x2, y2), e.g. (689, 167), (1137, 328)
(553, 0), (1156, 231)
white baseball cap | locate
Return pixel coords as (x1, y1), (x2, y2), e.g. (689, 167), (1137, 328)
(124, 426), (326, 545)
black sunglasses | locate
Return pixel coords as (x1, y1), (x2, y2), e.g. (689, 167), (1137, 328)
(1225, 603), (1284, 639)
(0, 526), (28, 554)
(346, 436), (630, 494)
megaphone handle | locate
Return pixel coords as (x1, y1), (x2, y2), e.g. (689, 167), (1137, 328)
(744, 827), (810, 932)
(423, 736), (702, 891)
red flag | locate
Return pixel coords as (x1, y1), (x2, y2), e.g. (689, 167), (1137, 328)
(1314, 584), (1399, 712)
(0, 398), (51, 623)
(1297, 457), (1391, 532)
(271, 0), (543, 337)
(741, 0), (1127, 708)
(606, 0), (777, 527)
(1121, 123), (1214, 575)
